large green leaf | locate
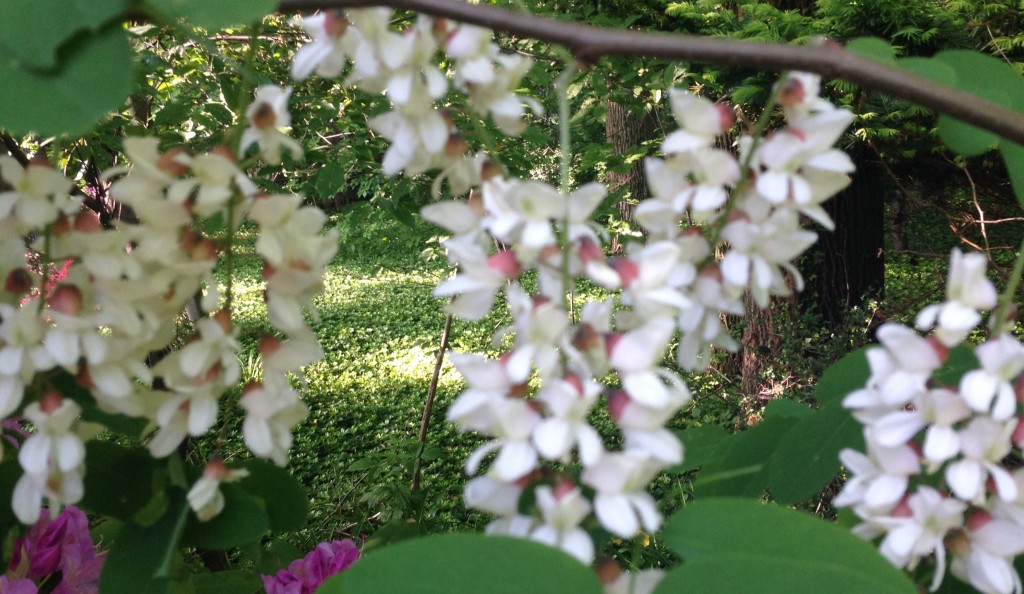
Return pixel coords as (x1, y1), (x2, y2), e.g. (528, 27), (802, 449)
(1001, 141), (1024, 207)
(320, 534), (602, 594)
(0, 0), (128, 69)
(938, 115), (999, 157)
(144, 0), (277, 30)
(181, 482), (270, 550)
(846, 37), (897, 66)
(658, 499), (917, 594)
(0, 25), (134, 136)
(100, 489), (190, 594)
(768, 404), (864, 504)
(81, 442), (164, 520)
(692, 415), (799, 498)
(670, 424), (730, 474)
(238, 458), (309, 532)
(814, 347), (870, 409)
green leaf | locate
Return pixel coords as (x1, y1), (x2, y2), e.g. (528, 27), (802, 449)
(321, 534), (602, 594)
(938, 115), (999, 156)
(191, 570), (261, 594)
(181, 483), (270, 550)
(692, 415), (799, 498)
(0, 25), (134, 136)
(253, 538), (303, 575)
(82, 442), (163, 520)
(763, 398), (813, 419)
(933, 50), (1024, 110)
(238, 459), (309, 532)
(362, 518), (423, 554)
(658, 499), (917, 594)
(897, 57), (956, 87)
(0, 0), (129, 69)
(846, 37), (897, 66)
(145, 0), (277, 30)
(316, 161), (349, 202)
(670, 424), (730, 474)
(768, 404), (865, 504)
(0, 459), (22, 535)
(1001, 141), (1024, 207)
(932, 344), (980, 388)
(100, 489), (190, 594)
(814, 347), (870, 408)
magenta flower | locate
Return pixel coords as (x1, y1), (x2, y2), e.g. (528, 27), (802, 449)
(7, 506), (105, 594)
(262, 539), (359, 594)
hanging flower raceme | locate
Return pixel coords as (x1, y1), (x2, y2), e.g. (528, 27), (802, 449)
(837, 248), (1024, 593)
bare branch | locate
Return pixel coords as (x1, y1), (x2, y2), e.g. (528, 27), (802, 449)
(276, 0), (1024, 147)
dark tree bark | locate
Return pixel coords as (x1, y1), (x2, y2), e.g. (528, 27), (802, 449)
(605, 99), (655, 251)
(805, 146), (886, 325)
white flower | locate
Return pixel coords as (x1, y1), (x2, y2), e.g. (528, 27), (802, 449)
(13, 393), (86, 524)
(916, 249), (998, 346)
(0, 156), (78, 234)
(945, 416), (1017, 504)
(291, 11), (356, 80)
(959, 336), (1024, 421)
(239, 85), (302, 165)
(187, 459), (249, 521)
(582, 452), (664, 538)
(951, 513), (1024, 594)
(662, 89), (732, 153)
(239, 373), (309, 466)
(530, 481), (594, 564)
(833, 439), (919, 513)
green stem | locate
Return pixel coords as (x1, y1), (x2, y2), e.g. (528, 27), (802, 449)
(993, 236), (1024, 334)
(554, 63), (576, 316)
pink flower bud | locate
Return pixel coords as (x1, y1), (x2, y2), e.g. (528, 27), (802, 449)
(203, 458), (230, 480)
(48, 284), (83, 316)
(73, 210), (102, 233)
(486, 250), (521, 279)
(609, 257), (639, 288)
(607, 390), (630, 421)
(966, 509), (993, 532)
(39, 390), (63, 414)
(577, 237), (605, 266)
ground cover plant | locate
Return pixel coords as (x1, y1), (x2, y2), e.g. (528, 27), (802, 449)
(0, 1), (1023, 593)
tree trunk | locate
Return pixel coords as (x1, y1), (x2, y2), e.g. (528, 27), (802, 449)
(605, 99), (655, 252)
(805, 146), (886, 325)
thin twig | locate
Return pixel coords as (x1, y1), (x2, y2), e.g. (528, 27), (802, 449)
(411, 312), (453, 493)
(276, 0), (1024, 146)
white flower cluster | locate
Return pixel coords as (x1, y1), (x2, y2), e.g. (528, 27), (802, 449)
(0, 109), (334, 522)
(289, 9), (855, 567)
(836, 249), (1024, 594)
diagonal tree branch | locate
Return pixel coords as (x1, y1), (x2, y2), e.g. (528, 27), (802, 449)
(277, 0), (1024, 148)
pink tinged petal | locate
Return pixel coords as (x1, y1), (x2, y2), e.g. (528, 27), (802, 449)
(946, 459), (984, 501)
(492, 441), (537, 481)
(975, 521), (1024, 557)
(595, 493), (639, 538)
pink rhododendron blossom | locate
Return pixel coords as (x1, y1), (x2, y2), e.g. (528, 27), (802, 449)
(262, 539), (358, 594)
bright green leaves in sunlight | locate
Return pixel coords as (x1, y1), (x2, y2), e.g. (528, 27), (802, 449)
(319, 534), (602, 594)
(143, 0), (277, 30)
(849, 36), (1024, 206)
(657, 499), (918, 594)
